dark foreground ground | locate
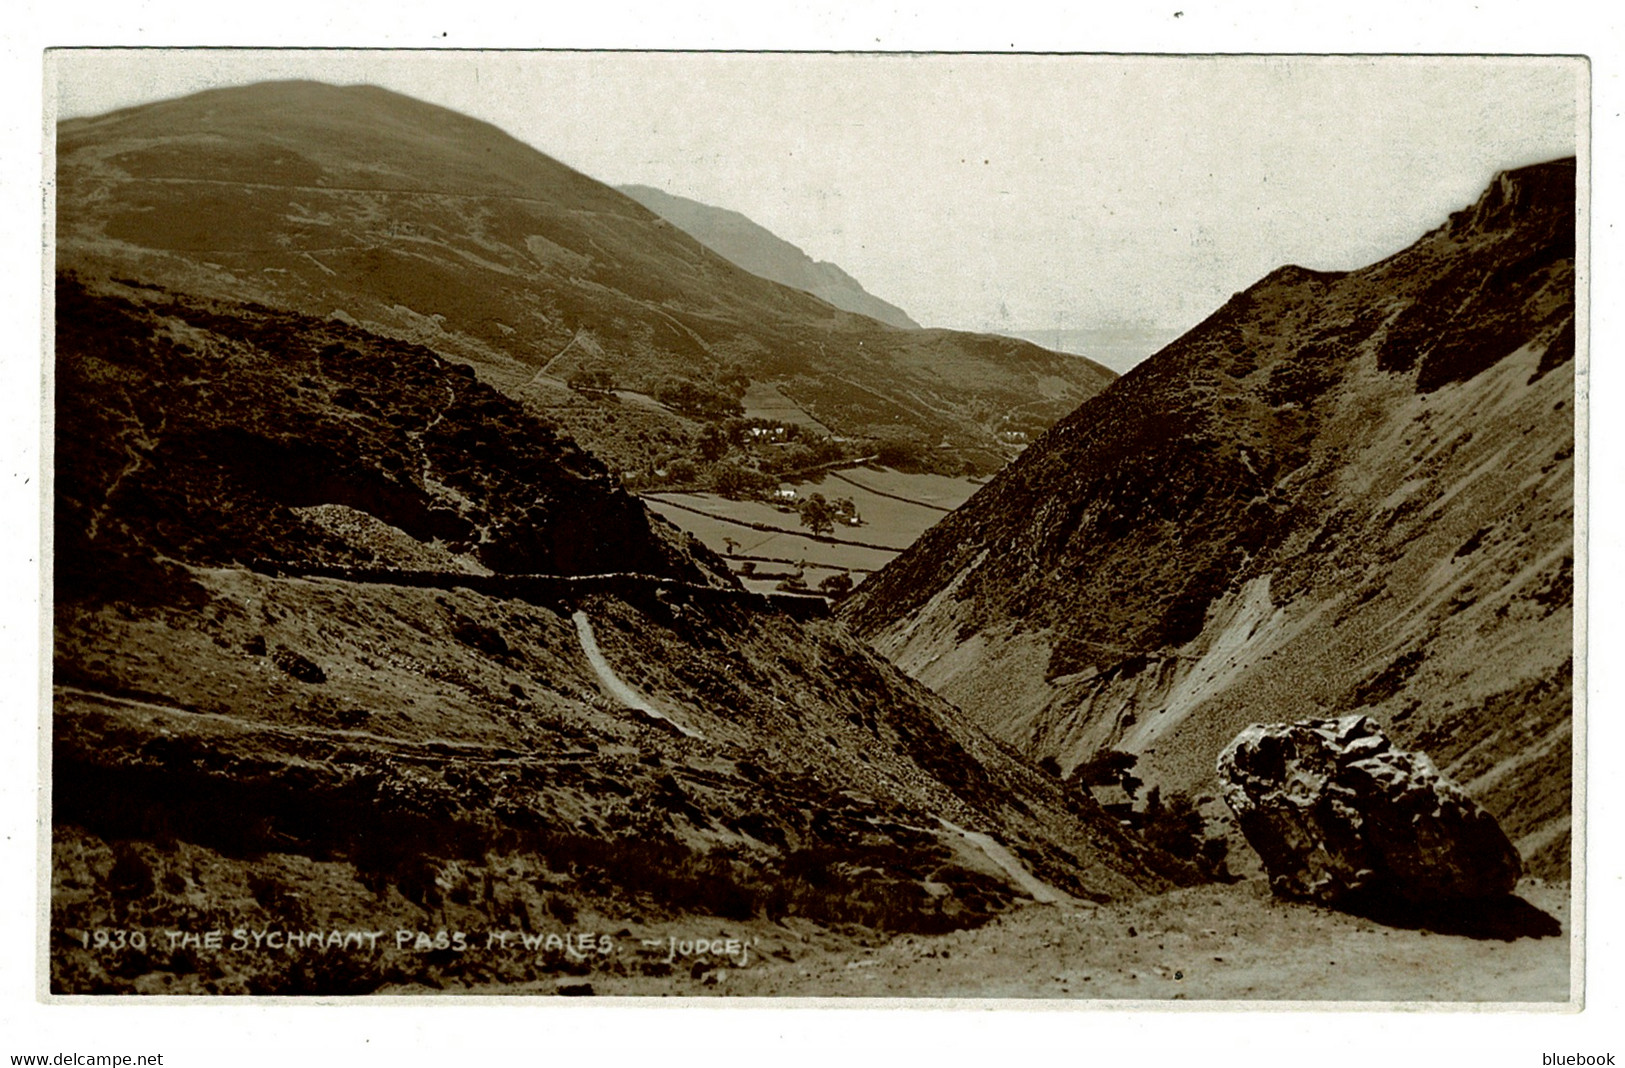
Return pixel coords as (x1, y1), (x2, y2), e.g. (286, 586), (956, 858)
(52, 813), (1568, 1000)
(340, 876), (1565, 1001)
(574, 877), (1571, 1001)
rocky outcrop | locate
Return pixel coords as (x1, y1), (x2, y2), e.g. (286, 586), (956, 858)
(1217, 715), (1522, 905)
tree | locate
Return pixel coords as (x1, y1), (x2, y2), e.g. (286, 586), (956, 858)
(765, 443), (817, 474)
(798, 493), (836, 536)
(813, 437), (848, 466)
(697, 424), (729, 462)
(709, 462), (773, 500)
(718, 365), (751, 398)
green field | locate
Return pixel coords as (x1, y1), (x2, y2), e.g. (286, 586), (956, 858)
(642, 466), (984, 592)
(740, 380), (837, 435)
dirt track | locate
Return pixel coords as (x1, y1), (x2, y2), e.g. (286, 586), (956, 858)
(583, 878), (1572, 1002)
(570, 609), (705, 738)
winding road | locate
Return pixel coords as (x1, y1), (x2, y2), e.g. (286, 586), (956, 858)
(570, 609), (705, 739)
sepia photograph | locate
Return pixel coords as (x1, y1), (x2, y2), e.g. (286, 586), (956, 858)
(39, 47), (1586, 1006)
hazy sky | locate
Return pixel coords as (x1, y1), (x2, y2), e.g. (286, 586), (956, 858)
(51, 50), (1582, 335)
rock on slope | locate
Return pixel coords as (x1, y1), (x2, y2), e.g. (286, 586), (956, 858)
(844, 159), (1577, 879)
(618, 183), (922, 329)
(51, 278), (1185, 994)
(1218, 715), (1522, 905)
(56, 81), (1111, 474)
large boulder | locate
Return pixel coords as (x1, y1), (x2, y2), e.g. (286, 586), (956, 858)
(1217, 715), (1521, 905)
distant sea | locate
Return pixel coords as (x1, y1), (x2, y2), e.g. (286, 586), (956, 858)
(997, 325), (1187, 375)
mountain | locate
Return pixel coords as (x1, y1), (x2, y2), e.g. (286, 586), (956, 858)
(618, 184), (922, 329)
(56, 81), (1112, 480)
(844, 159), (1577, 880)
(49, 275), (1185, 995)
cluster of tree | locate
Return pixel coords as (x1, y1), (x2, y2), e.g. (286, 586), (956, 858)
(698, 418), (851, 469)
(995, 408), (1057, 442)
(769, 565), (856, 602)
(640, 418), (867, 499)
(871, 432), (991, 477)
(796, 493), (859, 535)
(874, 433), (929, 470)
(655, 375), (746, 421)
(818, 572), (855, 600)
(1066, 748), (1143, 795)
(640, 456), (850, 502)
(626, 386), (993, 493)
(661, 459), (700, 485)
(708, 462), (779, 499)
(762, 439), (847, 475)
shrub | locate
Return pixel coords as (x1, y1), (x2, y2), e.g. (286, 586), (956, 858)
(818, 573), (855, 600)
(1140, 788), (1229, 880)
(566, 366), (615, 393)
(696, 424), (729, 462)
(271, 648), (327, 684)
(1068, 749), (1141, 794)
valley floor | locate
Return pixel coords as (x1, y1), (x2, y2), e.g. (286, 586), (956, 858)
(543, 878), (1572, 1002)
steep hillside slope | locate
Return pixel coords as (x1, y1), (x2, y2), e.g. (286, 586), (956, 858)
(55, 81), (1111, 477)
(846, 159), (1577, 879)
(53, 276), (724, 598)
(618, 183), (922, 329)
(50, 278), (1184, 994)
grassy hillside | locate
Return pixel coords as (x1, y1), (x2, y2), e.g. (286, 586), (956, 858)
(846, 159), (1577, 880)
(50, 278), (1187, 994)
(56, 81), (1113, 481)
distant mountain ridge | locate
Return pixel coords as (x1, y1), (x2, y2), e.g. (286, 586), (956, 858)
(845, 158), (1577, 879)
(618, 184), (922, 329)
